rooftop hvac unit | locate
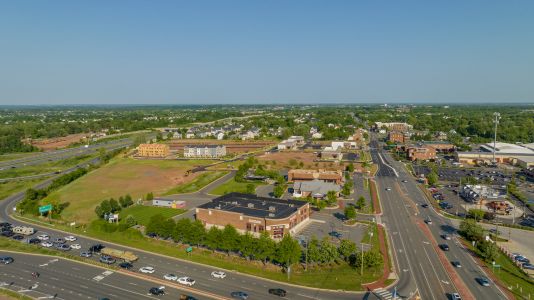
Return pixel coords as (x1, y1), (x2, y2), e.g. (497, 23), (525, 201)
(268, 206), (276, 212)
(268, 213), (275, 218)
(247, 203), (254, 208)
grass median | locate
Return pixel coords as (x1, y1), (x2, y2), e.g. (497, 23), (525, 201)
(163, 171), (228, 195)
(209, 177), (265, 196)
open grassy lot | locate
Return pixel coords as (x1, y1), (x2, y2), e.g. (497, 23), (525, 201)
(0, 179), (42, 201)
(44, 158), (211, 224)
(209, 176), (265, 195)
(119, 205), (185, 225)
(163, 171), (228, 195)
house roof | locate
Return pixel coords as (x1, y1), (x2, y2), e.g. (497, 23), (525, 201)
(198, 193), (307, 219)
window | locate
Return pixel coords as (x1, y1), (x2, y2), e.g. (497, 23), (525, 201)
(246, 223), (252, 231)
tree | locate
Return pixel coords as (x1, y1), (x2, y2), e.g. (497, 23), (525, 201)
(346, 162), (355, 172)
(118, 196), (126, 208)
(364, 250), (383, 268)
(342, 181), (352, 196)
(146, 192), (154, 201)
(160, 218), (176, 238)
(478, 240), (499, 262)
(239, 233), (256, 260)
(319, 237), (339, 263)
(145, 214), (165, 236)
(109, 198), (121, 212)
(427, 171), (438, 186)
(338, 239), (356, 261)
(246, 184), (256, 194)
(185, 220), (206, 246)
(173, 218), (191, 243)
(326, 191), (337, 205)
(306, 236), (321, 265)
(124, 215), (137, 227)
(356, 196), (366, 210)
(344, 205), (356, 220)
(94, 205), (104, 218)
(124, 194), (134, 207)
(206, 227), (224, 252)
(276, 234), (302, 270)
(273, 184), (285, 198)
(100, 200), (112, 216)
(221, 224), (240, 255)
(255, 231), (276, 265)
(468, 209), (485, 221)
(459, 219), (484, 242)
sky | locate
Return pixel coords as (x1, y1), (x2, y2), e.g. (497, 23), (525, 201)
(0, 1), (533, 105)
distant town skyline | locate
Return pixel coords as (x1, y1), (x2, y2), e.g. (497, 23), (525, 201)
(1, 1), (533, 105)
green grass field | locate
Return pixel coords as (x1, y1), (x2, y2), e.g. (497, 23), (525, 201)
(0, 179), (42, 201)
(209, 177), (265, 195)
(163, 171), (228, 195)
(44, 157), (211, 224)
(119, 205), (185, 225)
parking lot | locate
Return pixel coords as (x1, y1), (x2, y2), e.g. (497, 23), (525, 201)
(413, 165), (512, 186)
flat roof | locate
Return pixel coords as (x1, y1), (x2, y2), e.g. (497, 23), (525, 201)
(480, 142), (534, 155)
(198, 193), (307, 219)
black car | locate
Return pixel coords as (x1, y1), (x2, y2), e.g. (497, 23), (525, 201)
(421, 203), (429, 208)
(119, 262), (133, 269)
(11, 234), (24, 240)
(328, 231), (342, 238)
(440, 244), (450, 251)
(268, 288), (287, 297)
(56, 244), (71, 251)
(230, 291), (249, 299)
(28, 238), (41, 244)
(147, 232), (158, 238)
(0, 256), (14, 264)
(2, 230), (14, 237)
(0, 222), (11, 227)
(452, 261), (462, 268)
(89, 244), (105, 253)
(149, 287), (165, 296)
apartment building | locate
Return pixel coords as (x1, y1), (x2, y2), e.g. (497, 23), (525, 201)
(137, 143), (170, 158)
(183, 145), (227, 158)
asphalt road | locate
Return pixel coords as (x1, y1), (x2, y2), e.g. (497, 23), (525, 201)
(0, 252), (206, 300)
(370, 135), (508, 300)
(0, 176), (377, 300)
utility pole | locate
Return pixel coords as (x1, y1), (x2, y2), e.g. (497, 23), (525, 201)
(492, 112), (501, 165)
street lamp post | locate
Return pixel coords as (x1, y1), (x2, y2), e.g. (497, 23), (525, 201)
(492, 112), (501, 165)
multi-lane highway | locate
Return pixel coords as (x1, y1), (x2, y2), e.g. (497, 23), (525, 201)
(370, 136), (508, 300)
(0, 252), (206, 299)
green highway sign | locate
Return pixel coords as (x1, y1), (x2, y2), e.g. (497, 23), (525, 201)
(186, 247), (193, 253)
(39, 204), (53, 214)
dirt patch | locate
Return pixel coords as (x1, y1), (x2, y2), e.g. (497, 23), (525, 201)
(168, 139), (275, 155)
(30, 133), (88, 151)
(258, 151), (348, 170)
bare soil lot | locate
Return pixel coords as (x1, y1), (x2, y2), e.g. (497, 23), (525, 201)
(30, 133), (88, 151)
(44, 158), (211, 224)
(258, 151), (348, 170)
(168, 139), (275, 154)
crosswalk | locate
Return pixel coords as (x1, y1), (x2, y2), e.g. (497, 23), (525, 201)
(374, 288), (394, 300)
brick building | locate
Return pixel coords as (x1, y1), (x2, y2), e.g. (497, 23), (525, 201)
(195, 193), (310, 239)
(388, 131), (408, 144)
(137, 143), (170, 157)
(287, 169), (343, 184)
(406, 146), (436, 161)
(183, 145), (226, 158)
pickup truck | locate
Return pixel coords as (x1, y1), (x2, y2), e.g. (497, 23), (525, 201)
(12, 226), (35, 236)
(100, 247), (138, 262)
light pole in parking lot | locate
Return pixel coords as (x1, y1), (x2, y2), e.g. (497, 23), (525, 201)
(492, 112), (501, 165)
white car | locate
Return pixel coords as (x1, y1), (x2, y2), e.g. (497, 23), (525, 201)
(64, 235), (77, 242)
(139, 267), (155, 274)
(385, 187), (392, 191)
(211, 271), (226, 279)
(163, 274), (178, 281)
(37, 234), (50, 241)
(70, 243), (81, 250)
(41, 241), (53, 247)
(451, 292), (462, 300)
(177, 277), (195, 286)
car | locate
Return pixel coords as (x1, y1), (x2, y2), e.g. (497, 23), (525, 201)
(99, 256), (116, 264)
(268, 288), (287, 297)
(0, 222), (11, 227)
(440, 244), (450, 251)
(147, 232), (158, 238)
(425, 218), (432, 225)
(177, 277), (195, 286)
(441, 234), (451, 240)
(452, 261), (462, 268)
(70, 243), (81, 249)
(211, 271), (227, 278)
(64, 235), (77, 242)
(385, 187), (392, 191)
(41, 241), (53, 247)
(28, 238), (41, 244)
(139, 266), (155, 274)
(421, 203), (429, 208)
(450, 292), (462, 300)
(54, 237), (66, 244)
(2, 230), (14, 237)
(328, 231), (342, 238)
(148, 287), (165, 296)
(80, 251), (92, 258)
(89, 244), (105, 253)
(476, 277), (490, 287)
(230, 291), (249, 300)
(119, 262), (133, 269)
(56, 244), (71, 251)
(37, 234), (50, 241)
(163, 274), (178, 281)
(522, 263), (534, 270)
(0, 256), (14, 264)
(515, 256), (530, 263)
(402, 180), (408, 183)
(12, 234), (24, 240)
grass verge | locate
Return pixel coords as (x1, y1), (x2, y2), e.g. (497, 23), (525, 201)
(0, 288), (33, 300)
(163, 171), (228, 195)
(16, 215), (379, 291)
(0, 179), (42, 201)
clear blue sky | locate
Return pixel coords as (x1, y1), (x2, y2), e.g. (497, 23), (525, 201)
(0, 1), (533, 105)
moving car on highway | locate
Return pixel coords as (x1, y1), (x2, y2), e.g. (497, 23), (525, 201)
(211, 271), (227, 278)
(177, 277), (195, 286)
(268, 288), (287, 297)
(148, 286), (165, 296)
(230, 291), (249, 299)
(139, 266), (155, 274)
(476, 277), (491, 287)
(163, 274), (178, 281)
(0, 256), (14, 264)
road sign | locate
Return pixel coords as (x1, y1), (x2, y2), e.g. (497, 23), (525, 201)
(38, 204), (52, 214)
(186, 247), (193, 253)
